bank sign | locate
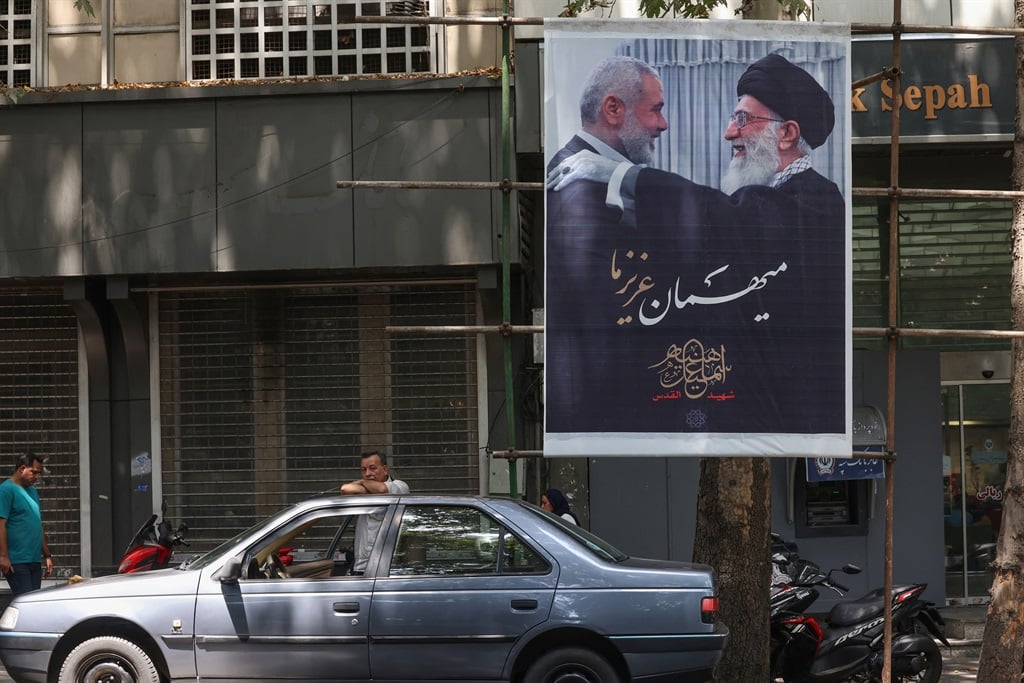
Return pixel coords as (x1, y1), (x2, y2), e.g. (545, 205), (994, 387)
(852, 36), (1012, 139)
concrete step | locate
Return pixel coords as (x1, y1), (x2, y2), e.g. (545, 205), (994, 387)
(937, 605), (986, 661)
(939, 605), (987, 641)
(942, 637), (981, 660)
(944, 619), (985, 641)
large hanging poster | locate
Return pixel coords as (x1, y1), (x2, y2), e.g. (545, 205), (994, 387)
(543, 19), (852, 457)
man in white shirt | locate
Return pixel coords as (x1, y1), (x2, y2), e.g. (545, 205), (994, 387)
(340, 450), (409, 573)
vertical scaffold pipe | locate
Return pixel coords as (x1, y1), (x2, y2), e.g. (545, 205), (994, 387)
(882, 1), (904, 679)
(501, 10), (518, 498)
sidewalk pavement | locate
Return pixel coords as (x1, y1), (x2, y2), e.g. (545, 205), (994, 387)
(941, 651), (980, 682)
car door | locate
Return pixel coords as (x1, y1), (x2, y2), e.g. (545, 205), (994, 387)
(193, 504), (393, 680)
(368, 503), (557, 680)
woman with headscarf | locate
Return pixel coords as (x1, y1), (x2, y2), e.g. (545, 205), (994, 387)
(541, 488), (579, 525)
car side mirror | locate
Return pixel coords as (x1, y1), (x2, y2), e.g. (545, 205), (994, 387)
(218, 557), (243, 584)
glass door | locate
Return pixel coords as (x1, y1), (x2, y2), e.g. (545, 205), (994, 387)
(942, 382), (1009, 604)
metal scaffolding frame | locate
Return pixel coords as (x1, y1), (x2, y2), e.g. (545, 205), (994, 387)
(338, 2), (1024, 676)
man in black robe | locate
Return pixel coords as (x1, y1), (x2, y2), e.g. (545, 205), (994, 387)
(546, 53), (846, 447)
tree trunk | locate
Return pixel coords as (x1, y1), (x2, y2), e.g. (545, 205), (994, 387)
(975, 3), (1024, 680)
(692, 457), (771, 681)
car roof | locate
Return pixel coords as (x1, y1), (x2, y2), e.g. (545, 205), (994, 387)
(294, 492), (532, 512)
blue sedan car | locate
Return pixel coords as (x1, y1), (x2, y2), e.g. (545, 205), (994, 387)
(0, 494), (727, 683)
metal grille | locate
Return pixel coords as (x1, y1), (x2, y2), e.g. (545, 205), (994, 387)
(0, 0), (34, 87)
(187, 0), (434, 81)
(158, 282), (479, 553)
(0, 288), (81, 575)
(853, 198), (1012, 351)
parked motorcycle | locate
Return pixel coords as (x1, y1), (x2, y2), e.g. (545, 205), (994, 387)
(117, 501), (189, 573)
(769, 534), (949, 683)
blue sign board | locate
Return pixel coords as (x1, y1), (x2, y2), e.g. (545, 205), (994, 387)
(806, 445), (885, 482)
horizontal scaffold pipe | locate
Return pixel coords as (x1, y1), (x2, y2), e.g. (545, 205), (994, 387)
(336, 180), (544, 191)
(353, 15), (543, 24)
(490, 450), (545, 459)
(340, 181), (1024, 200)
(853, 187), (1024, 200)
(386, 325), (543, 334)
(350, 16), (1021, 34)
(854, 327), (1024, 339)
(387, 325), (1023, 339)
(852, 22), (1024, 36)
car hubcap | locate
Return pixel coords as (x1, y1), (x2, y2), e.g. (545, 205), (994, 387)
(79, 659), (137, 683)
(548, 665), (600, 683)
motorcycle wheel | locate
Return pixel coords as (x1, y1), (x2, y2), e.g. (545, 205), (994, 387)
(891, 638), (942, 683)
(523, 646), (621, 683)
(58, 636), (161, 683)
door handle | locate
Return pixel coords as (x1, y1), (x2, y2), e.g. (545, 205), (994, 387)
(334, 601), (361, 613)
(510, 599), (537, 610)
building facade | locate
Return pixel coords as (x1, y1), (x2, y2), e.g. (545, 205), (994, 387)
(0, 0), (1015, 607)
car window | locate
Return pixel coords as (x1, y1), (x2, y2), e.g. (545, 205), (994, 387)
(389, 505), (549, 577)
(526, 504), (629, 562)
(243, 506), (387, 580)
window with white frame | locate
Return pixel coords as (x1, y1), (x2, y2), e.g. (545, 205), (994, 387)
(0, 0), (33, 87)
(187, 0), (434, 81)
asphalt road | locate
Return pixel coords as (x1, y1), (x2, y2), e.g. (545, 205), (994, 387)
(0, 656), (985, 683)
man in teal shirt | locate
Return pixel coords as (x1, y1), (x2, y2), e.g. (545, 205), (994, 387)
(0, 453), (53, 596)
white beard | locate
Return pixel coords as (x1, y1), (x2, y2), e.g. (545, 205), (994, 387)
(721, 125), (781, 195)
(620, 110), (656, 165)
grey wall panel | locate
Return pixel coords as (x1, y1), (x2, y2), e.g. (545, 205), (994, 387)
(514, 41), (542, 154)
(2, 78), (502, 278)
(216, 95), (356, 271)
(667, 457), (700, 561)
(769, 350), (946, 611)
(352, 89), (495, 267)
(0, 106), (84, 276)
(83, 100), (217, 274)
(590, 457), (673, 560)
(590, 457), (725, 563)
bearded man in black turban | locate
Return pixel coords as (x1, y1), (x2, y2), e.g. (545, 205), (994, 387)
(545, 52), (846, 440)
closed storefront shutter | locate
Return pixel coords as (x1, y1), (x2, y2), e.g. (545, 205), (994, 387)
(157, 282), (480, 552)
(0, 288), (81, 574)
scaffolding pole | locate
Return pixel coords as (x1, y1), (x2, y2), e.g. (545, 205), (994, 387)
(882, 3), (904, 678)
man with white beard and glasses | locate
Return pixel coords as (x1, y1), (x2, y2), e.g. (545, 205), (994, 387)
(544, 52), (846, 438)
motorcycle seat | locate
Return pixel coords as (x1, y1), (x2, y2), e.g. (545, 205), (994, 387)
(827, 584), (916, 626)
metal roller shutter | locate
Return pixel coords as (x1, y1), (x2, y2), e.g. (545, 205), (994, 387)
(0, 288), (81, 576)
(158, 282), (480, 552)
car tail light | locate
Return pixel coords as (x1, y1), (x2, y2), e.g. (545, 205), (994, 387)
(701, 596), (719, 624)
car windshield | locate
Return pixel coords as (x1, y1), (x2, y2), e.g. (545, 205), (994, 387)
(182, 517), (273, 570)
(526, 504), (628, 562)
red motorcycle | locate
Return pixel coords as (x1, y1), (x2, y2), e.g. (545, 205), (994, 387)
(117, 502), (189, 573)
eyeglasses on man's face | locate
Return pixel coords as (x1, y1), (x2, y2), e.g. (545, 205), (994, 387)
(728, 111), (784, 129)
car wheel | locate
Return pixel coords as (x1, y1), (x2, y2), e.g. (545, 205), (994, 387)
(58, 636), (161, 683)
(523, 647), (621, 683)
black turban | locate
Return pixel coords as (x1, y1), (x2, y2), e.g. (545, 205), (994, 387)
(736, 53), (835, 149)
